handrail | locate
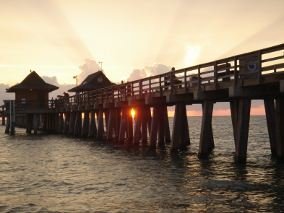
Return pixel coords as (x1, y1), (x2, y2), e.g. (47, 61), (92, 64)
(52, 43), (284, 110)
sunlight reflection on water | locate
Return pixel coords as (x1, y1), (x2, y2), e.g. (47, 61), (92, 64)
(0, 116), (284, 212)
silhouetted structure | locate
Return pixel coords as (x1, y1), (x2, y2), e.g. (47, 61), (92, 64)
(3, 43), (284, 164)
(6, 71), (58, 128)
(68, 71), (114, 93)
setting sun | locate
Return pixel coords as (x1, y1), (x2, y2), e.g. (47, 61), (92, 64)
(130, 108), (136, 119)
(184, 44), (201, 66)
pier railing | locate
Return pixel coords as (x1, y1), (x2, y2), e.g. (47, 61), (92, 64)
(53, 43), (284, 110)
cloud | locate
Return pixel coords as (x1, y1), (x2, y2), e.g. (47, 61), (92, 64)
(41, 75), (74, 98)
(127, 64), (171, 81)
(77, 59), (100, 83)
(0, 83), (14, 104)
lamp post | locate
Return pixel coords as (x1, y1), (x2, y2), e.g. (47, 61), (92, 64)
(73, 75), (78, 86)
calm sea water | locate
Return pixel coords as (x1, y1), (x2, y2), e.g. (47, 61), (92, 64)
(0, 116), (284, 212)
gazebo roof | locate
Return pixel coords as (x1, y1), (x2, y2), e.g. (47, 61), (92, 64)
(6, 71), (58, 93)
(69, 71), (115, 92)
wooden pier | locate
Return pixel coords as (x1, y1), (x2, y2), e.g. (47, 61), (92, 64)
(4, 43), (284, 163)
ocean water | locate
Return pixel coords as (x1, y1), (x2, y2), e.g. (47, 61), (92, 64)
(0, 116), (284, 212)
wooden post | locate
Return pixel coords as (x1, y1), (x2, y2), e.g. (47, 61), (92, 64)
(141, 106), (149, 145)
(97, 110), (104, 141)
(264, 98), (277, 157)
(106, 109), (115, 141)
(25, 114), (32, 135)
(73, 111), (82, 137)
(63, 112), (70, 134)
(81, 111), (89, 138)
(198, 101), (214, 158)
(118, 108), (127, 143)
(68, 112), (75, 135)
(57, 112), (64, 133)
(88, 111), (97, 138)
(275, 97), (284, 159)
(133, 107), (142, 146)
(1, 106), (5, 126)
(5, 111), (10, 134)
(230, 100), (239, 150)
(158, 105), (165, 148)
(171, 103), (190, 151)
(126, 108), (133, 146)
(150, 106), (159, 148)
(234, 99), (251, 163)
(114, 108), (120, 141)
(164, 106), (171, 144)
(33, 114), (39, 135)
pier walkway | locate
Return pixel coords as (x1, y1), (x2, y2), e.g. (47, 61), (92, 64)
(3, 43), (284, 163)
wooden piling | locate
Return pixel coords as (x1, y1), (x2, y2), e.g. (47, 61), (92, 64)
(81, 111), (89, 138)
(275, 97), (284, 159)
(33, 114), (39, 135)
(88, 111), (97, 138)
(198, 101), (214, 158)
(264, 98), (277, 157)
(118, 108), (127, 143)
(96, 110), (104, 141)
(150, 106), (159, 148)
(158, 105), (165, 148)
(73, 111), (82, 137)
(141, 106), (149, 145)
(133, 107), (142, 146)
(106, 109), (116, 141)
(126, 109), (133, 146)
(68, 112), (75, 135)
(234, 99), (251, 163)
(63, 112), (70, 134)
(171, 103), (189, 151)
(163, 106), (171, 144)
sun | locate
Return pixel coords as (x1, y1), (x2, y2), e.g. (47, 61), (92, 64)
(130, 108), (136, 119)
(184, 44), (201, 66)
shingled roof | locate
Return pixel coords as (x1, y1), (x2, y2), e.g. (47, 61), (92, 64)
(6, 71), (58, 92)
(69, 71), (115, 92)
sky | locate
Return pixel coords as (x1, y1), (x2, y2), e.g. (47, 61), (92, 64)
(1, 0), (284, 114)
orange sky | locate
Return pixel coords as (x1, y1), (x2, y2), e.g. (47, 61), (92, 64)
(1, 0), (284, 115)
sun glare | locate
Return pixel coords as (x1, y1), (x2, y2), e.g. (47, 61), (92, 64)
(184, 45), (201, 66)
(130, 108), (136, 119)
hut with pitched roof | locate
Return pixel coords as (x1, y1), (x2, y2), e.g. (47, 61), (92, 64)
(68, 71), (114, 93)
(6, 71), (58, 128)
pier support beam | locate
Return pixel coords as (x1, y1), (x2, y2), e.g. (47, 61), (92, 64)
(106, 108), (119, 141)
(118, 108), (127, 143)
(26, 114), (33, 135)
(230, 99), (251, 163)
(57, 113), (64, 134)
(68, 112), (75, 135)
(133, 107), (142, 146)
(163, 106), (171, 144)
(88, 111), (97, 138)
(171, 103), (190, 151)
(96, 110), (105, 141)
(198, 101), (214, 158)
(141, 106), (150, 145)
(150, 106), (159, 148)
(264, 97), (284, 160)
(73, 111), (82, 137)
(81, 111), (89, 138)
(33, 114), (39, 135)
(126, 109), (133, 146)
(264, 98), (277, 157)
(63, 112), (70, 134)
